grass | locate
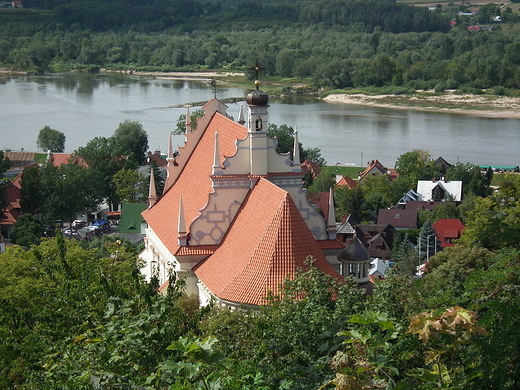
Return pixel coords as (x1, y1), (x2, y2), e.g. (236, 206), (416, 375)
(321, 165), (362, 179)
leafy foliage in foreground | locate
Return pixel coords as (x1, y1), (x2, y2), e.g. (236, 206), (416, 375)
(1, 238), (519, 389)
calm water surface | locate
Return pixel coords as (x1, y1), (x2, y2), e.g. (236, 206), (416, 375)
(1, 73), (519, 167)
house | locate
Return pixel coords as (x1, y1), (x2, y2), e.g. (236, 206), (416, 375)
(335, 174), (357, 189)
(141, 150), (167, 168)
(369, 258), (390, 279)
(117, 203), (148, 244)
(140, 83), (350, 308)
(4, 151), (35, 177)
(433, 156), (452, 174)
(356, 224), (395, 260)
(0, 167), (26, 238)
(377, 208), (418, 230)
(11, 0), (22, 8)
(301, 159), (321, 180)
(416, 179), (462, 202)
(403, 200), (457, 212)
(358, 159), (386, 181)
(433, 219), (464, 248)
(47, 152), (87, 167)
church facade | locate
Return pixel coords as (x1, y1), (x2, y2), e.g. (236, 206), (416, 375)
(140, 83), (346, 308)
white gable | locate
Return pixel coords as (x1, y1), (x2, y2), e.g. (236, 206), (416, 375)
(416, 180), (462, 202)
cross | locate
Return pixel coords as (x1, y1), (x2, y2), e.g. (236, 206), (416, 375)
(247, 60), (264, 88)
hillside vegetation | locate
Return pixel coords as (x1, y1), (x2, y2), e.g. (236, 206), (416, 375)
(2, 0), (520, 94)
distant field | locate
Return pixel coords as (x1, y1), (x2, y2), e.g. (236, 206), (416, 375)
(322, 165), (363, 179)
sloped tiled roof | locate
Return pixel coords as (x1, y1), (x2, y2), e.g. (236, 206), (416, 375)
(377, 208), (418, 229)
(433, 219), (465, 248)
(301, 159), (321, 179)
(142, 112), (249, 255)
(194, 178), (342, 306)
(50, 153), (87, 167)
(336, 175), (358, 189)
(359, 160), (386, 180)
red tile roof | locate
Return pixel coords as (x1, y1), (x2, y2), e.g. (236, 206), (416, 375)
(433, 219), (465, 248)
(142, 112), (249, 255)
(359, 159), (386, 181)
(48, 153), (87, 167)
(336, 175), (357, 189)
(194, 178), (342, 305)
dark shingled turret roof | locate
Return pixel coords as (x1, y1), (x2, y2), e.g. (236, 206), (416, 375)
(337, 238), (370, 262)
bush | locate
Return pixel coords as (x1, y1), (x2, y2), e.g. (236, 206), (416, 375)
(493, 86), (505, 96)
(434, 83), (445, 93)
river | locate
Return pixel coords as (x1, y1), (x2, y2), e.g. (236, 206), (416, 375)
(1, 72), (519, 168)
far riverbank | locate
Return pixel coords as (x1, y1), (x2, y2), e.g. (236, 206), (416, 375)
(323, 92), (520, 119)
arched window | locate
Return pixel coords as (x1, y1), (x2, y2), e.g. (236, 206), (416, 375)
(255, 118), (262, 131)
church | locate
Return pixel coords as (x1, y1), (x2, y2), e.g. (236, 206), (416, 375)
(140, 79), (369, 308)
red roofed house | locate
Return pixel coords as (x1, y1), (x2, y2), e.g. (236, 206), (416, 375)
(141, 85), (347, 308)
(0, 167), (26, 238)
(358, 159), (394, 181)
(433, 219), (464, 248)
(336, 174), (357, 189)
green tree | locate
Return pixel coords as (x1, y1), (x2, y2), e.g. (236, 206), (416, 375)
(9, 214), (44, 249)
(335, 186), (367, 222)
(36, 126), (66, 153)
(0, 150), (11, 210)
(40, 160), (95, 225)
(111, 120), (148, 165)
(20, 165), (42, 214)
(418, 219), (442, 261)
(75, 136), (132, 210)
(174, 109), (205, 135)
(394, 234), (420, 277)
(113, 168), (147, 203)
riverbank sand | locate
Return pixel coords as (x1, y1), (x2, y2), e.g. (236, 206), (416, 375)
(323, 93), (520, 119)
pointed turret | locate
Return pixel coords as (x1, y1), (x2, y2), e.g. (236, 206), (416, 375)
(246, 76), (269, 176)
(148, 170), (157, 208)
(185, 106), (192, 133)
(212, 131), (223, 175)
(237, 104), (246, 126)
(178, 194), (188, 246)
(327, 187), (337, 239)
(164, 133), (176, 192)
(292, 128), (301, 165)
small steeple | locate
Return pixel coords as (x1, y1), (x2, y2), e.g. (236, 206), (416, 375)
(212, 131), (223, 175)
(237, 104), (245, 126)
(178, 194), (188, 246)
(327, 187), (337, 239)
(148, 169), (157, 208)
(164, 133), (177, 192)
(185, 106), (192, 133)
(292, 128), (301, 165)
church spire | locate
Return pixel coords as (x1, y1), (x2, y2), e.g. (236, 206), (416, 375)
(185, 106), (192, 133)
(327, 187), (337, 239)
(237, 104), (245, 126)
(163, 132), (176, 192)
(178, 194), (188, 246)
(292, 128), (300, 165)
(212, 131), (223, 175)
(148, 169), (157, 208)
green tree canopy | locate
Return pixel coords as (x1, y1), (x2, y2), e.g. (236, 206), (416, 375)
(36, 126), (66, 153)
(111, 120), (149, 165)
(9, 213), (44, 249)
(174, 109), (205, 135)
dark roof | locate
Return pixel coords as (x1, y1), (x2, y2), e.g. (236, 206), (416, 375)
(404, 201), (456, 211)
(337, 238), (371, 262)
(377, 209), (418, 229)
(434, 157), (452, 173)
(118, 203), (147, 234)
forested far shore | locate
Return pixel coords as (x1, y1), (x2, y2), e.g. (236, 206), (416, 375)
(2, 0), (520, 93)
